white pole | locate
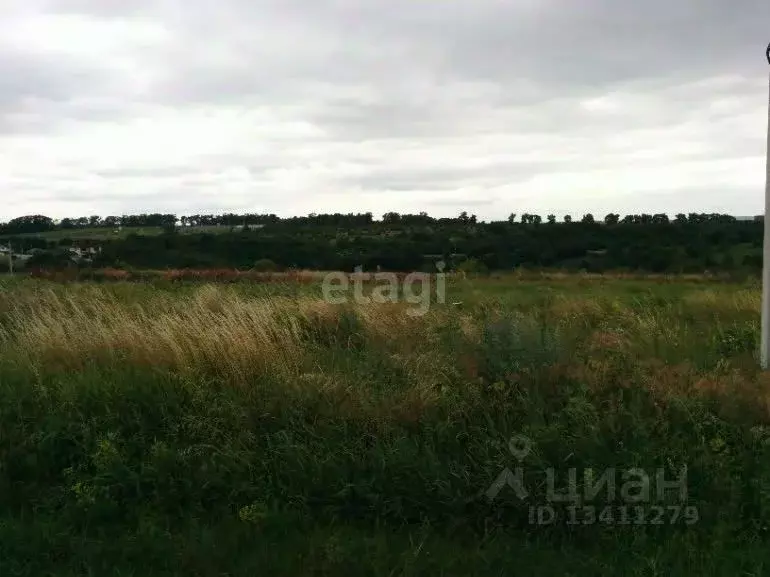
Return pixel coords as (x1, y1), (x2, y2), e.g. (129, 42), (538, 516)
(7, 241), (12, 276)
(761, 43), (770, 368)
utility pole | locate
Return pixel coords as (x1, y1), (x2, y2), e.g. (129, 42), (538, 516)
(761, 42), (770, 368)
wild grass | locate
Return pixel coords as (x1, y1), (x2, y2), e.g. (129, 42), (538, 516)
(0, 275), (768, 575)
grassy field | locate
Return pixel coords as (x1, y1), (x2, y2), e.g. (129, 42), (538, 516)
(0, 273), (769, 575)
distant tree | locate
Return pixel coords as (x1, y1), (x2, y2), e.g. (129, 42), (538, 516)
(4, 215), (55, 234)
(604, 213), (620, 225)
(547, 214), (556, 224)
(582, 213), (595, 224)
(25, 247), (74, 268)
(160, 215), (177, 233)
(563, 215), (572, 223)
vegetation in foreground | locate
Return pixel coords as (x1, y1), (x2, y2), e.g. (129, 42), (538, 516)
(0, 275), (769, 575)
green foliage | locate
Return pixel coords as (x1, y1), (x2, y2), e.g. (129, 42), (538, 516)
(252, 258), (279, 272)
(476, 312), (564, 382)
(456, 258), (488, 275)
(0, 276), (768, 574)
(0, 211), (761, 276)
(713, 323), (759, 357)
(25, 247), (75, 268)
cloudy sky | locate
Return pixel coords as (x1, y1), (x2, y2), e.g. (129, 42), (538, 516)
(1, 0), (769, 222)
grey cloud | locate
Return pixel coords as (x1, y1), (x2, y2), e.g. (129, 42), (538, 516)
(0, 43), (148, 134)
(0, 0), (767, 219)
(146, 1), (770, 144)
(93, 166), (195, 179)
(421, 197), (498, 209)
(17, 1), (770, 104)
(14, 1), (766, 131)
(302, 0), (769, 85)
(192, 0), (768, 86)
(0, 48), (102, 108)
(38, 0), (156, 18)
(340, 159), (564, 192)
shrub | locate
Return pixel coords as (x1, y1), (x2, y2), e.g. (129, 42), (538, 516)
(253, 259), (279, 272)
(456, 258), (488, 276)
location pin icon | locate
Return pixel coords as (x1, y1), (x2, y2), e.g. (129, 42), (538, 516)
(508, 434), (532, 461)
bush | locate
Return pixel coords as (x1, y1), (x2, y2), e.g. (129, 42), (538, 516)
(252, 258), (279, 272)
(456, 258), (488, 275)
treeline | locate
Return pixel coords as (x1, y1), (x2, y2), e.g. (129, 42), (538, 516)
(0, 211), (755, 236)
(0, 214), (177, 235)
(1, 210), (765, 274)
(0, 214), (763, 275)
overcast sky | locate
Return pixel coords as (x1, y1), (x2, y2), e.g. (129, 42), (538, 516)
(1, 0), (769, 221)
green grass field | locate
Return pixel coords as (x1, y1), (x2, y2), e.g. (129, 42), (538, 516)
(0, 273), (768, 575)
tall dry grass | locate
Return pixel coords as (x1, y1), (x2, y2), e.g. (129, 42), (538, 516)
(0, 277), (765, 412)
(0, 283), (448, 395)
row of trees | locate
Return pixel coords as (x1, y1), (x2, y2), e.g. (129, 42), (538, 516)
(509, 213), (742, 225)
(59, 214), (177, 230)
(1, 209), (765, 275)
(0, 211), (754, 236)
(0, 214), (176, 235)
(0, 216), (760, 275)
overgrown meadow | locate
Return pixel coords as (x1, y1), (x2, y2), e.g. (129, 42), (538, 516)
(1, 273), (769, 576)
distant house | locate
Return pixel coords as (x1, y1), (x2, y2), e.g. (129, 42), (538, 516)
(0, 245), (27, 259)
(0, 244), (32, 265)
(729, 216), (762, 222)
(66, 246), (101, 263)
